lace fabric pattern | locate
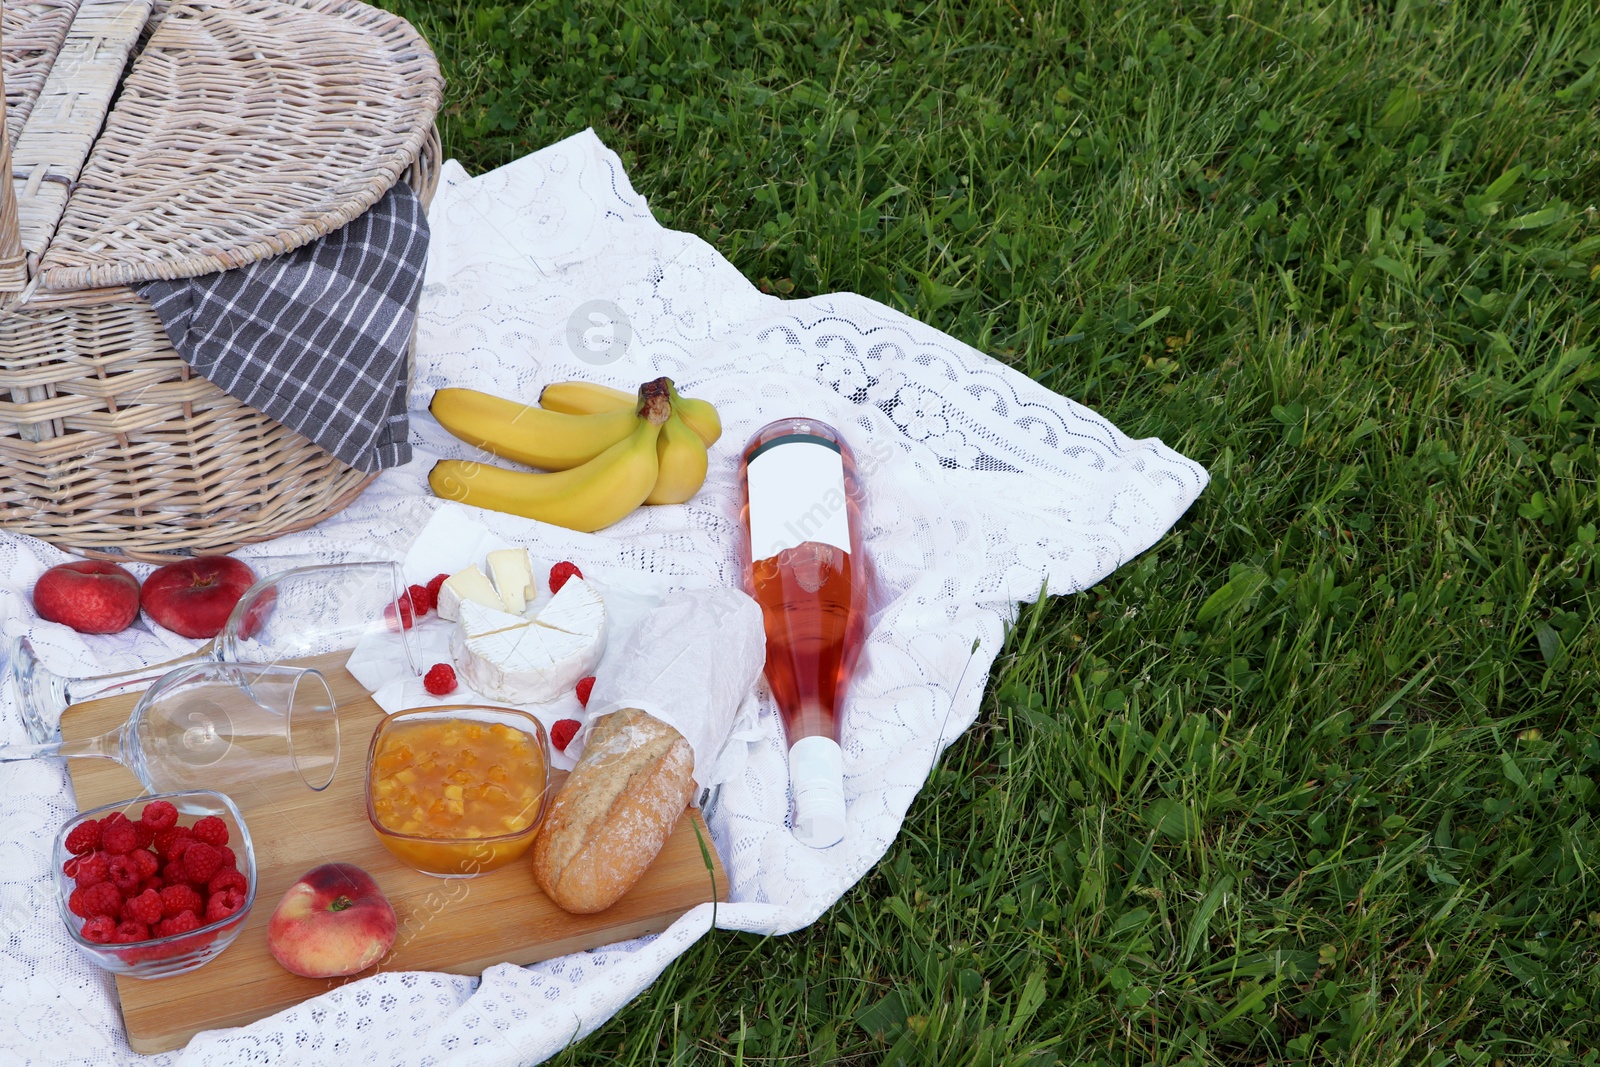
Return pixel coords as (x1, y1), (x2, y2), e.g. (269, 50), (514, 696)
(0, 129), (1206, 1065)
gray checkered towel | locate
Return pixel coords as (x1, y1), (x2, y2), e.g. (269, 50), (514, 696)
(137, 182), (429, 473)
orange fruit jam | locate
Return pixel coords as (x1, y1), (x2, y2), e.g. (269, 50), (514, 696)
(368, 716), (547, 875)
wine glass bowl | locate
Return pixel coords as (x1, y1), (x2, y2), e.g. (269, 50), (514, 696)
(131, 662), (341, 797)
(217, 561), (416, 667)
(54, 790), (257, 979)
(0, 662), (340, 805)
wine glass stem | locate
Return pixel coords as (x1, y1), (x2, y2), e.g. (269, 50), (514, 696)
(61, 644), (218, 705)
(0, 727), (123, 764)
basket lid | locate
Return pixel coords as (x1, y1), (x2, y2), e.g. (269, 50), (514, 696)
(32, 0), (442, 292)
(2, 0), (83, 147)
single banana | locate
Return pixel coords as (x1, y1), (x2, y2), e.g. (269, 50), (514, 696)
(539, 379), (722, 447)
(645, 409), (709, 505)
(536, 380), (634, 415)
(431, 388), (639, 470)
(669, 389), (723, 448)
(429, 387), (671, 532)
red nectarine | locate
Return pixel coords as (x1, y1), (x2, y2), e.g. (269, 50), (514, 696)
(33, 561), (140, 634)
(142, 557), (257, 640)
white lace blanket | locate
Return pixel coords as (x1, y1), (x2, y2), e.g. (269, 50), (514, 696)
(0, 130), (1207, 1065)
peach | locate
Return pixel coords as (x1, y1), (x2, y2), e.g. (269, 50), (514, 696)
(266, 863), (396, 978)
(33, 561), (141, 634)
(142, 556), (257, 639)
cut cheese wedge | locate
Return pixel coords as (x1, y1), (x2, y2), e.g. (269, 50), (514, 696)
(449, 579), (607, 704)
(457, 599), (532, 639)
(536, 576), (606, 635)
(486, 547), (535, 614)
(436, 565), (502, 622)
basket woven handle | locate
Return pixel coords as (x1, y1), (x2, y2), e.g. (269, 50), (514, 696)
(0, 25), (26, 293)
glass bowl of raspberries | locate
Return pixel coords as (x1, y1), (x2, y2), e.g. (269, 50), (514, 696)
(54, 791), (256, 979)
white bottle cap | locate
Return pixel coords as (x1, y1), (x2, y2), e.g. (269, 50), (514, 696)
(788, 735), (846, 848)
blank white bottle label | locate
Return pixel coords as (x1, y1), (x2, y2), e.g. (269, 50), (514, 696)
(747, 438), (852, 559)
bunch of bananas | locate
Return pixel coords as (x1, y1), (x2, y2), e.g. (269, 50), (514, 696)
(427, 377), (722, 532)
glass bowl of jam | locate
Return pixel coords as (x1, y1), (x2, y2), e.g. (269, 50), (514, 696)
(365, 706), (550, 877)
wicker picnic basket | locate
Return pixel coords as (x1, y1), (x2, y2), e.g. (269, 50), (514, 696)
(0, 0), (443, 561)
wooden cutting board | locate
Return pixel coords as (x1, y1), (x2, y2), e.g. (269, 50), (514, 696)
(59, 652), (726, 1055)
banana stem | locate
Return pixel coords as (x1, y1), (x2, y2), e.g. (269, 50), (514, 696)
(637, 378), (673, 425)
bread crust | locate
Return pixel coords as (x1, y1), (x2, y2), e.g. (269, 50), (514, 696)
(531, 707), (695, 914)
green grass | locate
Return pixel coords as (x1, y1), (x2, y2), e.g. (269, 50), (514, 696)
(375, 1), (1600, 1062)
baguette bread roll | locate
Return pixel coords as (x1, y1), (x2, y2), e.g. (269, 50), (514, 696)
(532, 706), (695, 914)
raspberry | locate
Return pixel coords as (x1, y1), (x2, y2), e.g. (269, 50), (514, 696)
(112, 920), (150, 944)
(548, 561), (582, 593)
(67, 886), (94, 919)
(131, 848), (159, 879)
(551, 719), (581, 753)
(122, 888), (164, 926)
(183, 842), (223, 883)
(407, 583), (435, 616)
(138, 876), (164, 896)
(101, 819), (139, 855)
(207, 868), (248, 896)
(153, 827), (192, 858)
(191, 815), (229, 847)
(62, 856), (81, 880)
(132, 820), (154, 849)
(165, 834), (196, 861)
(73, 852), (110, 888)
(82, 882), (123, 919)
(385, 596), (415, 631)
(140, 800), (178, 831)
(205, 887), (247, 923)
(80, 914), (116, 944)
(64, 820), (101, 855)
(155, 910), (200, 938)
(217, 846), (237, 871)
(425, 572), (449, 605)
(161, 860), (189, 886)
(423, 663), (457, 696)
(575, 676), (595, 708)
(107, 853), (141, 894)
(160, 884), (204, 920)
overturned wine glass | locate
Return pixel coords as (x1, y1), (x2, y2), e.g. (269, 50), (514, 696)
(0, 661), (339, 802)
(10, 561), (416, 743)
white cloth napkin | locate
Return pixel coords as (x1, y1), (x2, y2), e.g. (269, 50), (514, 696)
(0, 129), (1208, 1066)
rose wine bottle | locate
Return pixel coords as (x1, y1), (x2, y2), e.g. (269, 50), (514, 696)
(739, 418), (868, 848)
